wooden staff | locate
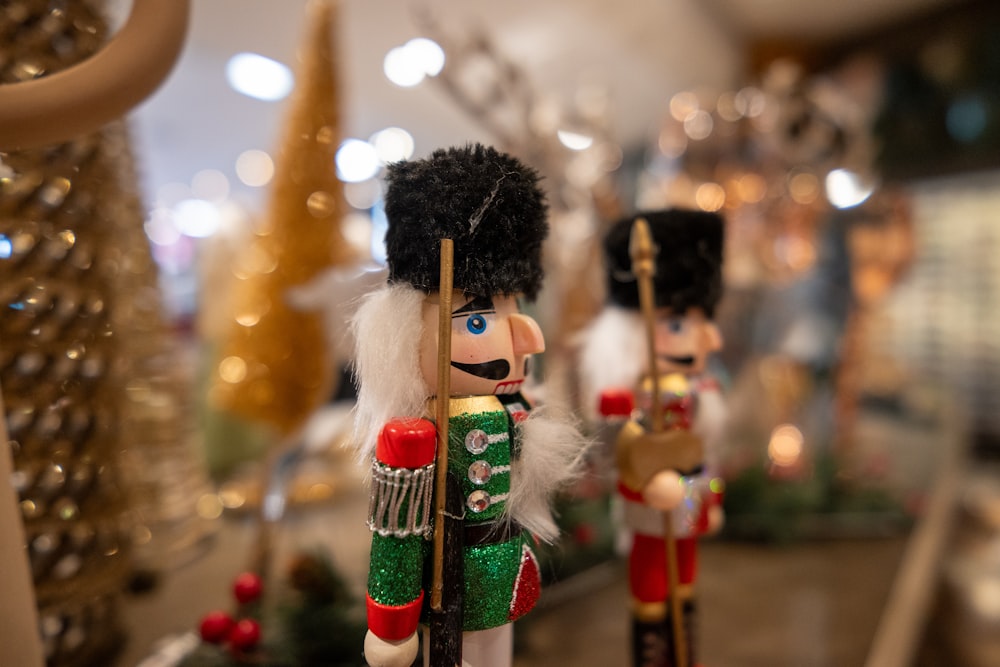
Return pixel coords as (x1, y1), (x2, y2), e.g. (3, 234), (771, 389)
(427, 238), (463, 666)
(629, 218), (687, 667)
(431, 238), (454, 610)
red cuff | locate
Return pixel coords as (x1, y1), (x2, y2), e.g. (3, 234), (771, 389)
(366, 592), (424, 641)
(599, 388), (634, 418)
(376, 418), (436, 468)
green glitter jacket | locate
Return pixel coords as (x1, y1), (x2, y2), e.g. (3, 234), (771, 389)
(365, 393), (542, 640)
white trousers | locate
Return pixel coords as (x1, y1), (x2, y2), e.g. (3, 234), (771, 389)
(422, 624), (513, 667)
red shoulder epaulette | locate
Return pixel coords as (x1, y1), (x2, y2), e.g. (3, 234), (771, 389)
(375, 418), (436, 468)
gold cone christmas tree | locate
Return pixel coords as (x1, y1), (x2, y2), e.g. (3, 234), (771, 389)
(109, 127), (216, 572)
(209, 0), (356, 438)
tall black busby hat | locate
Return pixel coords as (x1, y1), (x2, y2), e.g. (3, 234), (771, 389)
(604, 208), (725, 317)
(383, 143), (548, 300)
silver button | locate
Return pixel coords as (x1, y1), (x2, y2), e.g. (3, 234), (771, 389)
(467, 489), (491, 513)
(468, 460), (492, 485)
(465, 429), (489, 454)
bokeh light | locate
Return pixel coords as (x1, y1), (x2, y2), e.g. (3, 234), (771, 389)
(174, 199), (221, 238)
(226, 53), (294, 101)
(557, 130), (594, 151)
(191, 169), (230, 202)
(826, 168), (875, 209)
(695, 182), (726, 211)
(336, 139), (380, 183)
(384, 37), (445, 87)
(768, 424), (804, 467)
(371, 127), (415, 164)
(235, 150), (275, 188)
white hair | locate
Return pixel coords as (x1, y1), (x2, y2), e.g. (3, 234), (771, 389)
(576, 306), (647, 423)
(349, 283), (429, 463)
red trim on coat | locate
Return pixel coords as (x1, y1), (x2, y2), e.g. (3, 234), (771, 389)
(366, 592), (424, 641)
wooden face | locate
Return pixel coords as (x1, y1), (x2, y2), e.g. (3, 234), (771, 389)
(652, 307), (722, 377)
(419, 291), (545, 396)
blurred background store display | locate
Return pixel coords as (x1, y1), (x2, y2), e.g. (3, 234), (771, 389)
(4, 0), (1000, 665)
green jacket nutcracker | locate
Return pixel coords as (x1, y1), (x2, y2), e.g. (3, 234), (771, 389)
(351, 144), (584, 667)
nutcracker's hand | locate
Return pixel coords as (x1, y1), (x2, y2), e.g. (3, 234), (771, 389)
(364, 630), (419, 667)
(642, 469), (684, 511)
(616, 421), (704, 491)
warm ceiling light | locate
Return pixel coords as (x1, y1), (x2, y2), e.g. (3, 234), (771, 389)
(174, 199), (220, 238)
(371, 127), (415, 163)
(226, 52), (294, 101)
(405, 38), (445, 76)
(557, 130), (594, 151)
(336, 139), (380, 183)
(383, 37), (445, 87)
(383, 46), (425, 87)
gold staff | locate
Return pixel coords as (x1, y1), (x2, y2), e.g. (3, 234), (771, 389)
(629, 218), (687, 667)
(431, 238), (454, 611)
(426, 238), (463, 667)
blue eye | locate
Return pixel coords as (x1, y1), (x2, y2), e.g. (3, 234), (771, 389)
(466, 314), (487, 334)
(667, 318), (684, 334)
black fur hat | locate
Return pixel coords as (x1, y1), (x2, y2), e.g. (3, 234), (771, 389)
(384, 144), (548, 300)
(604, 209), (724, 317)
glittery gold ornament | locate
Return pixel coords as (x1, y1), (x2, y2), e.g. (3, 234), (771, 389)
(1, 1), (205, 663)
(211, 0), (356, 437)
(1, 4), (132, 664)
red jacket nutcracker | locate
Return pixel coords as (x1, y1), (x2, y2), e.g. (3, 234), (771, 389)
(351, 145), (584, 667)
(579, 209), (727, 667)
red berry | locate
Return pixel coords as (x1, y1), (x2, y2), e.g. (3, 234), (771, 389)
(198, 610), (234, 643)
(228, 618), (261, 650)
(232, 572), (263, 604)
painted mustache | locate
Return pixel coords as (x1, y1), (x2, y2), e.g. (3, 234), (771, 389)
(659, 354), (694, 366)
(451, 358), (511, 380)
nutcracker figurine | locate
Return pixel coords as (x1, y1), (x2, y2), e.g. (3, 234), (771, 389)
(351, 144), (584, 667)
(578, 209), (727, 667)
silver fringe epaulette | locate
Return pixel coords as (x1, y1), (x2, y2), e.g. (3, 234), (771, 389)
(367, 460), (435, 539)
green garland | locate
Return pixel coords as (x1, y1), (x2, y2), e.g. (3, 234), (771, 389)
(180, 549), (367, 667)
(723, 453), (910, 543)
